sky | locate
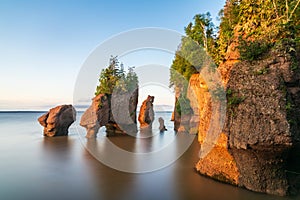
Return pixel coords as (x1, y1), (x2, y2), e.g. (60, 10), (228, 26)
(0, 0), (225, 111)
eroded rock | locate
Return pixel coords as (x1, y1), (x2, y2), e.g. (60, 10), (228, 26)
(80, 89), (138, 137)
(158, 117), (167, 132)
(192, 51), (300, 196)
(80, 94), (109, 138)
(38, 104), (76, 137)
(138, 95), (155, 128)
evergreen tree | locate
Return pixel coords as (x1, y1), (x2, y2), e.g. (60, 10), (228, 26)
(95, 56), (138, 96)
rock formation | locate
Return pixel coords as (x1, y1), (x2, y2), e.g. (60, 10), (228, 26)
(173, 88), (181, 131)
(173, 87), (192, 133)
(191, 50), (300, 196)
(38, 104), (76, 137)
(80, 89), (138, 137)
(158, 117), (167, 132)
(138, 95), (155, 128)
(80, 94), (109, 138)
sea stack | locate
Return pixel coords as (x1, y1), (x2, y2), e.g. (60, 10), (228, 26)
(80, 89), (138, 137)
(158, 117), (167, 132)
(80, 94), (109, 138)
(138, 95), (155, 129)
(38, 104), (76, 137)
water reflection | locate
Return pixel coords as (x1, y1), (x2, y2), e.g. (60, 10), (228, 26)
(81, 136), (296, 200)
(42, 136), (73, 161)
(2, 112), (299, 199)
(81, 148), (137, 200)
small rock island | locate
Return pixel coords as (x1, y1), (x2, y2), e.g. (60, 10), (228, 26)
(80, 56), (139, 137)
(138, 95), (155, 129)
(38, 104), (76, 137)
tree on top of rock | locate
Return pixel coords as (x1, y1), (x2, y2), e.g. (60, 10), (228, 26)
(95, 56), (138, 96)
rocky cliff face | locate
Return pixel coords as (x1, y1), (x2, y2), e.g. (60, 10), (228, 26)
(38, 104), (76, 137)
(188, 73), (239, 185)
(192, 50), (300, 196)
(80, 89), (138, 137)
(138, 95), (155, 129)
(225, 53), (300, 195)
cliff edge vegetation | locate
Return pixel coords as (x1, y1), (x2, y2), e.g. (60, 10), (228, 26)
(170, 0), (300, 196)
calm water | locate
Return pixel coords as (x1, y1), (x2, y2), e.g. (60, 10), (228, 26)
(0, 112), (298, 200)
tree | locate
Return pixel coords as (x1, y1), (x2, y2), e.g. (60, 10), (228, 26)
(170, 12), (217, 89)
(95, 56), (138, 96)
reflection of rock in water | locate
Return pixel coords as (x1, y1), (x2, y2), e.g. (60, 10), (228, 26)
(139, 126), (154, 138)
(38, 104), (76, 137)
(80, 88), (138, 137)
(138, 95), (155, 129)
(42, 136), (73, 164)
(83, 137), (138, 199)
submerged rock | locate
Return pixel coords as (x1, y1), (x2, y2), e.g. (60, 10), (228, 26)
(138, 95), (155, 129)
(38, 104), (76, 137)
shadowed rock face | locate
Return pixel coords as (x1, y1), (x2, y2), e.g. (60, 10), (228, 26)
(158, 117), (167, 132)
(80, 89), (138, 137)
(138, 95), (155, 128)
(38, 105), (76, 137)
(225, 54), (300, 196)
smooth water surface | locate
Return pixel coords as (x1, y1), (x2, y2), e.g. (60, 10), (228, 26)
(0, 112), (298, 200)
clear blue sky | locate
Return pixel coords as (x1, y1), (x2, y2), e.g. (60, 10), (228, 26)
(0, 0), (225, 110)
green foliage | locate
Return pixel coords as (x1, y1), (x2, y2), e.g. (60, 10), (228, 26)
(169, 12), (218, 118)
(217, 0), (241, 64)
(95, 56), (138, 96)
(227, 89), (245, 107)
(238, 38), (271, 61)
(254, 67), (269, 75)
(228, 95), (245, 106)
(170, 12), (218, 89)
(169, 0), (300, 119)
(216, 0), (300, 63)
(175, 93), (193, 116)
(286, 101), (293, 112)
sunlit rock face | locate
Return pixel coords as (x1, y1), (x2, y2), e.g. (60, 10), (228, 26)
(187, 74), (211, 138)
(188, 74), (239, 185)
(217, 33), (240, 86)
(138, 95), (155, 129)
(191, 50), (300, 196)
(80, 94), (108, 138)
(38, 104), (76, 137)
(80, 89), (138, 137)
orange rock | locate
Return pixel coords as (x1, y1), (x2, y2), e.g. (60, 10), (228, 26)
(138, 95), (155, 128)
(38, 104), (76, 137)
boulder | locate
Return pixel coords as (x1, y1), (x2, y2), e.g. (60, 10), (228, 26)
(38, 104), (76, 137)
(138, 95), (155, 128)
(158, 117), (167, 132)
